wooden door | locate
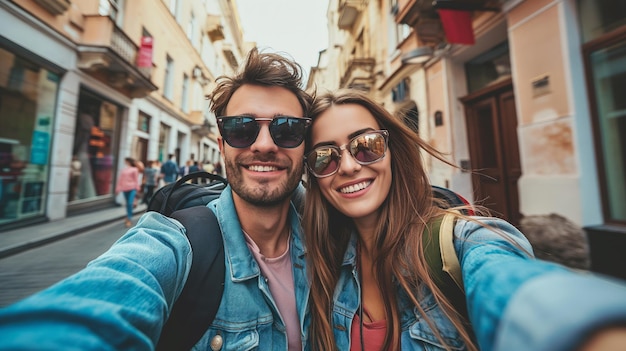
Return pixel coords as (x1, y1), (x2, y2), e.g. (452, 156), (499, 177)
(462, 81), (522, 226)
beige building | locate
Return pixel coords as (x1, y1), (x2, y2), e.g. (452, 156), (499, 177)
(309, 0), (626, 279)
(0, 0), (249, 228)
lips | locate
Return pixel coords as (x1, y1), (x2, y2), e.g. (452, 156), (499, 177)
(338, 180), (372, 194)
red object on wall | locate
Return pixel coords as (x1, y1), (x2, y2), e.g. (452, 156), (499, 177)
(438, 9), (475, 45)
(137, 36), (153, 67)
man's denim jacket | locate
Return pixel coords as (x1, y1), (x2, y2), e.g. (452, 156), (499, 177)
(0, 186), (309, 351)
(330, 217), (626, 351)
(195, 187), (310, 350)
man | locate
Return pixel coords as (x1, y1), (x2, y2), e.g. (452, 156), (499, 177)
(0, 48), (313, 350)
(179, 159), (192, 178)
(160, 153), (179, 184)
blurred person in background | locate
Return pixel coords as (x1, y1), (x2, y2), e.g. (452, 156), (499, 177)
(115, 157), (140, 227)
(141, 160), (159, 205)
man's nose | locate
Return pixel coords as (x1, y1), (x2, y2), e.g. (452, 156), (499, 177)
(250, 124), (278, 152)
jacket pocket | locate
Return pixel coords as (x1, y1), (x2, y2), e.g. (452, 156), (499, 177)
(195, 327), (260, 351)
(404, 299), (465, 350)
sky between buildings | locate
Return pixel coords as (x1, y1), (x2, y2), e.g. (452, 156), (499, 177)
(237, 0), (330, 83)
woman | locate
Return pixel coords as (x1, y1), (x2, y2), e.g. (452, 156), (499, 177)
(303, 90), (626, 351)
(115, 157), (140, 227)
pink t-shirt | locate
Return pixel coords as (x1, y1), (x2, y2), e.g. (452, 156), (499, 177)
(245, 232), (301, 351)
(115, 166), (139, 193)
(350, 306), (387, 351)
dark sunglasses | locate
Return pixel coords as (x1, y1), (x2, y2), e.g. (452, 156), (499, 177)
(305, 130), (389, 178)
(217, 116), (312, 149)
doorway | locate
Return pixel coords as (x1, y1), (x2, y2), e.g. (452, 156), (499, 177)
(461, 79), (522, 227)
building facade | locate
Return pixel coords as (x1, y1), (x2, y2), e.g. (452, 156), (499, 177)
(309, 0), (626, 279)
(0, 0), (248, 229)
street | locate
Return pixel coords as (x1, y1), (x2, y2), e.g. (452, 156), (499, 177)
(0, 220), (131, 308)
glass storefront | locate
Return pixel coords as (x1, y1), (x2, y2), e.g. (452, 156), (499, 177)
(69, 90), (120, 204)
(0, 46), (59, 227)
(579, 0), (626, 223)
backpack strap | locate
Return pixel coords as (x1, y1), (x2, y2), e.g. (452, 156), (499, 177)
(439, 212), (463, 290)
(423, 213), (470, 324)
(156, 206), (225, 351)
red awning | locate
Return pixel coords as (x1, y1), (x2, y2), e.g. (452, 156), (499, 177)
(438, 9), (475, 45)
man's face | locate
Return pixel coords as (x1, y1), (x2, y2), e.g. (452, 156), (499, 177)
(218, 84), (306, 206)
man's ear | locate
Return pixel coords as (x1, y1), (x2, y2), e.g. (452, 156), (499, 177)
(218, 137), (224, 154)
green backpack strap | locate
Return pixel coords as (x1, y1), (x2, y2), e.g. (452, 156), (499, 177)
(423, 212), (470, 324)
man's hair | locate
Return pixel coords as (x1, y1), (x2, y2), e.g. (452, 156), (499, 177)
(209, 47), (313, 117)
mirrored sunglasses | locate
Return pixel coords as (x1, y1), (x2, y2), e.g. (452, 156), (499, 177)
(305, 130), (389, 178)
(217, 116), (312, 149)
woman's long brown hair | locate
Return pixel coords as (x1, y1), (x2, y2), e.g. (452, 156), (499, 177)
(303, 90), (479, 351)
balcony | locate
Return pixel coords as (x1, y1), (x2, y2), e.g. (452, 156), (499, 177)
(340, 58), (375, 91)
(338, 0), (367, 30)
(395, 0), (432, 27)
(205, 14), (225, 42)
(77, 15), (157, 98)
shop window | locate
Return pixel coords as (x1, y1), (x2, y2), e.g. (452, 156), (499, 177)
(70, 92), (119, 202)
(578, 0), (626, 42)
(580, 0), (626, 223)
(0, 47), (59, 225)
(158, 123), (170, 162)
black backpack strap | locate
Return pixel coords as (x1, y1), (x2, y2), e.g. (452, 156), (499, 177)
(156, 206), (225, 351)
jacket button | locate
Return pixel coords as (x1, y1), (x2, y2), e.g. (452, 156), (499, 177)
(210, 334), (223, 350)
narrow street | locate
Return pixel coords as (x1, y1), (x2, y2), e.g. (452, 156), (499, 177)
(0, 221), (130, 308)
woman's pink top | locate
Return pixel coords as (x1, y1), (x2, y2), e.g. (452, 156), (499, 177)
(115, 166), (139, 193)
(350, 306), (387, 351)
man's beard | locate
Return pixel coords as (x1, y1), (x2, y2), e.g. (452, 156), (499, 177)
(224, 152), (303, 207)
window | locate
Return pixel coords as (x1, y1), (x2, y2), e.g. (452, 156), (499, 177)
(168, 0), (178, 17)
(181, 74), (189, 113)
(138, 111), (151, 133)
(579, 0), (626, 223)
(0, 46), (60, 225)
(164, 55), (174, 100)
(387, 0), (411, 55)
(187, 12), (196, 44)
(465, 41), (511, 94)
(99, 0), (125, 26)
(158, 123), (170, 162)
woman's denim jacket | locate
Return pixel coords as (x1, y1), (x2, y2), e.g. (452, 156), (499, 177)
(330, 217), (626, 351)
(0, 185), (309, 351)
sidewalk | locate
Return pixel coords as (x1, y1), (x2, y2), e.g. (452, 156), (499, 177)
(0, 204), (147, 259)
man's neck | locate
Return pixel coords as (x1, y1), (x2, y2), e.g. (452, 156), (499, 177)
(234, 197), (292, 258)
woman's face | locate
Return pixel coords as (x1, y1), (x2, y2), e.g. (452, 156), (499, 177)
(310, 103), (392, 223)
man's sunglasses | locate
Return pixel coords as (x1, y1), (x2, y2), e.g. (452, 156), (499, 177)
(217, 116), (312, 149)
(305, 130), (389, 178)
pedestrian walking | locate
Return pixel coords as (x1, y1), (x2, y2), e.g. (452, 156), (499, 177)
(115, 157), (140, 227)
(141, 160), (158, 205)
(160, 154), (178, 184)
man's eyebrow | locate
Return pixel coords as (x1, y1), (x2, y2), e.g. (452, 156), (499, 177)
(311, 128), (376, 149)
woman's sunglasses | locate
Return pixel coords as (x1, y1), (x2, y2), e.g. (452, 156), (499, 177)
(305, 130), (389, 178)
(217, 116), (312, 149)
